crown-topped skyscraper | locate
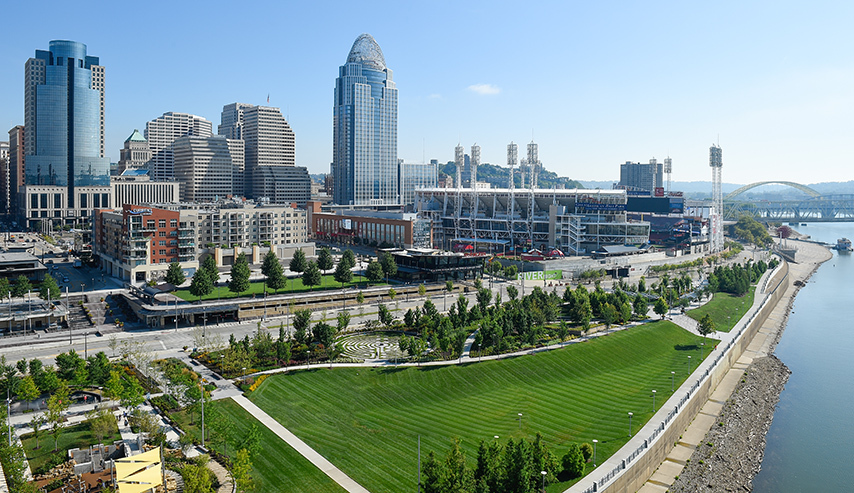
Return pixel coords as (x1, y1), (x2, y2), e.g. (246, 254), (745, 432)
(332, 34), (398, 205)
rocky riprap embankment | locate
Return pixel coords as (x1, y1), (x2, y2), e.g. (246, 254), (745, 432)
(669, 356), (790, 492)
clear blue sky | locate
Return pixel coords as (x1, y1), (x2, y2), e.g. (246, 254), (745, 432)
(1, 0), (851, 185)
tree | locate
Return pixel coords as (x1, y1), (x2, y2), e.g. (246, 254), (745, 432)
(698, 313), (716, 339)
(202, 255), (220, 286)
(365, 261), (384, 283)
(341, 249), (356, 270)
(39, 273), (60, 302)
(601, 303), (617, 330)
(232, 448), (255, 492)
(121, 374), (145, 409)
(302, 260), (322, 291)
(183, 454), (214, 493)
(87, 408), (116, 445)
(30, 415), (45, 449)
(379, 252), (397, 282)
(312, 322), (336, 349)
(562, 443), (585, 479)
(46, 382), (70, 450)
(654, 297), (669, 320)
(103, 370), (124, 405)
(633, 293), (649, 319)
(506, 285), (518, 301)
(336, 311), (351, 333)
(189, 269), (213, 303)
(377, 304), (393, 326)
(262, 251), (286, 293)
(16, 375), (40, 410)
(0, 277), (10, 298)
(333, 259), (353, 288)
(293, 309), (312, 345)
(165, 262), (186, 286)
(289, 249), (307, 274)
(12, 275), (31, 298)
(444, 437), (474, 492)
(229, 253), (251, 296)
(418, 283), (427, 297)
(638, 276), (646, 293)
(317, 247), (334, 271)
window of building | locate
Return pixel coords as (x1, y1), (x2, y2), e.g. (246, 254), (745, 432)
(54, 194), (62, 208)
(159, 240), (166, 246)
(93, 194), (100, 208)
(170, 219), (177, 227)
(159, 249), (166, 255)
(170, 248), (177, 254)
(80, 194), (88, 208)
(158, 220), (166, 228)
(31, 195), (38, 209)
(40, 194), (48, 209)
(170, 231), (177, 236)
(159, 231), (166, 237)
(147, 220), (155, 228)
(170, 240), (177, 245)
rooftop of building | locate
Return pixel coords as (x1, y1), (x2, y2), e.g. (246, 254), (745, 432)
(125, 129), (146, 143)
(347, 33), (386, 71)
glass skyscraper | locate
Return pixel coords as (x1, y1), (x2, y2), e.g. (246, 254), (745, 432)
(332, 34), (398, 205)
(25, 40), (110, 192)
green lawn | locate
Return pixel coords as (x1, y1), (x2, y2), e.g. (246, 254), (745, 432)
(686, 286), (755, 332)
(22, 419), (121, 473)
(172, 399), (346, 493)
(249, 321), (717, 493)
(174, 275), (385, 302)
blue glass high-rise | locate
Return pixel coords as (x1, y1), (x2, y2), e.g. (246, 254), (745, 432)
(24, 40), (110, 199)
(332, 34), (398, 205)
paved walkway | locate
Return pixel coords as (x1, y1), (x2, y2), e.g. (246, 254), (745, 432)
(232, 395), (370, 493)
(637, 241), (832, 493)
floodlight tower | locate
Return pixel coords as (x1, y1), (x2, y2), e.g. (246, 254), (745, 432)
(507, 142), (518, 250)
(664, 157), (672, 193)
(527, 141), (541, 189)
(709, 144), (723, 252)
(471, 144), (481, 238)
(454, 144), (464, 241)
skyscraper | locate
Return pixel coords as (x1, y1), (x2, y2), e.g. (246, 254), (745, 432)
(332, 34), (398, 205)
(22, 40), (111, 229)
(145, 112), (213, 181)
(218, 102), (253, 140)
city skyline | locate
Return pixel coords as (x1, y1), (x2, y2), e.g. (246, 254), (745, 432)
(0, 1), (852, 184)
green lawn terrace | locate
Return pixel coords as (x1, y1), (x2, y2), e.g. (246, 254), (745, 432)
(245, 321), (718, 493)
(173, 274), (387, 302)
(686, 286), (755, 332)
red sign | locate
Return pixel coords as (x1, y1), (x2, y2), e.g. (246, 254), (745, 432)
(654, 187), (665, 197)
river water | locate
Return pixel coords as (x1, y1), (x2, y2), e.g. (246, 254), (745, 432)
(753, 223), (854, 492)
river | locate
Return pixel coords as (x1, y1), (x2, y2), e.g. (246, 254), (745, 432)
(753, 223), (854, 492)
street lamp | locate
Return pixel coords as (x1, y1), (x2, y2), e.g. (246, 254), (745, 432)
(6, 394), (11, 447)
(199, 378), (206, 447)
(242, 367), (247, 383)
(671, 371), (675, 392)
(518, 413), (523, 431)
(700, 342), (705, 361)
(84, 332), (89, 359)
(652, 390), (657, 412)
(541, 470), (547, 492)
(628, 412), (633, 437)
(592, 439), (598, 467)
(687, 355), (692, 374)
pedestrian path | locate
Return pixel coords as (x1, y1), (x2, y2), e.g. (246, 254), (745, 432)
(232, 395), (370, 493)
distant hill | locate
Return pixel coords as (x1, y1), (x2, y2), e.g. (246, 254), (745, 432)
(439, 162), (584, 189)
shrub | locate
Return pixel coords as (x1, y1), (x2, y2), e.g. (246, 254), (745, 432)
(248, 374), (268, 393)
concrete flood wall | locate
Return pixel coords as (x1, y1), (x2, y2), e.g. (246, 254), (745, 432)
(572, 260), (789, 493)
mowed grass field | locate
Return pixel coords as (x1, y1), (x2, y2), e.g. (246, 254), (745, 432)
(172, 399), (346, 493)
(174, 275), (385, 302)
(687, 286), (755, 332)
(250, 321), (716, 493)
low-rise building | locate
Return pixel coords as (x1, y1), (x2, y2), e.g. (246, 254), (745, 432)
(111, 170), (180, 208)
(307, 201), (432, 249)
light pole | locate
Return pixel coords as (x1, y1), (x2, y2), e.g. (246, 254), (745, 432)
(700, 342), (705, 361)
(687, 355), (692, 374)
(518, 413), (523, 431)
(628, 412), (633, 437)
(84, 332), (88, 359)
(652, 390), (657, 412)
(241, 367), (246, 383)
(7, 293), (11, 334)
(199, 378), (206, 447)
(541, 470), (547, 492)
(592, 439), (597, 467)
(26, 290), (30, 336)
(671, 371), (675, 392)
(6, 393), (11, 447)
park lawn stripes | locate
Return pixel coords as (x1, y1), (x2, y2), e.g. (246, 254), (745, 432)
(250, 321), (717, 493)
(173, 399), (346, 493)
(686, 286), (755, 332)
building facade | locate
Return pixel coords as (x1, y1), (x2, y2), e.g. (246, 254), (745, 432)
(218, 102), (253, 140)
(249, 165), (310, 207)
(0, 141), (8, 214)
(145, 112), (213, 181)
(7, 126), (24, 218)
(22, 40), (111, 229)
(619, 159), (664, 193)
(416, 187), (650, 255)
(117, 129), (151, 174)
(111, 171), (180, 207)
(307, 202), (430, 249)
(399, 161), (438, 209)
(173, 136), (244, 201)
(332, 34), (398, 206)
(194, 202), (307, 248)
(93, 204), (199, 282)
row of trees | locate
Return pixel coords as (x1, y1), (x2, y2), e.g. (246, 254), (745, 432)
(0, 273), (61, 301)
(422, 434), (593, 493)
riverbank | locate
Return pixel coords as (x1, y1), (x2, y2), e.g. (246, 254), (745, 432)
(668, 240), (831, 492)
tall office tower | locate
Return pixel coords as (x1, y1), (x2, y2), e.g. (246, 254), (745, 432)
(145, 112), (213, 181)
(332, 33), (398, 205)
(8, 126), (24, 217)
(22, 40), (111, 229)
(218, 102), (253, 140)
(709, 144), (723, 253)
(0, 141), (8, 214)
(173, 136), (244, 202)
(117, 129), (152, 174)
(619, 158), (664, 193)
(243, 105), (295, 197)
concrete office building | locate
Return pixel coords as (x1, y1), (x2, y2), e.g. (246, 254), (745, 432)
(173, 136), (244, 202)
(332, 34), (398, 205)
(218, 102), (253, 140)
(398, 161), (438, 209)
(0, 141), (8, 214)
(111, 170), (180, 207)
(7, 126), (24, 218)
(22, 40), (111, 229)
(619, 159), (664, 193)
(117, 129), (151, 174)
(145, 112), (213, 181)
(250, 166), (311, 207)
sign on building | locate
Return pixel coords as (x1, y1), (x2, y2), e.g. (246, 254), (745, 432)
(517, 270), (563, 281)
